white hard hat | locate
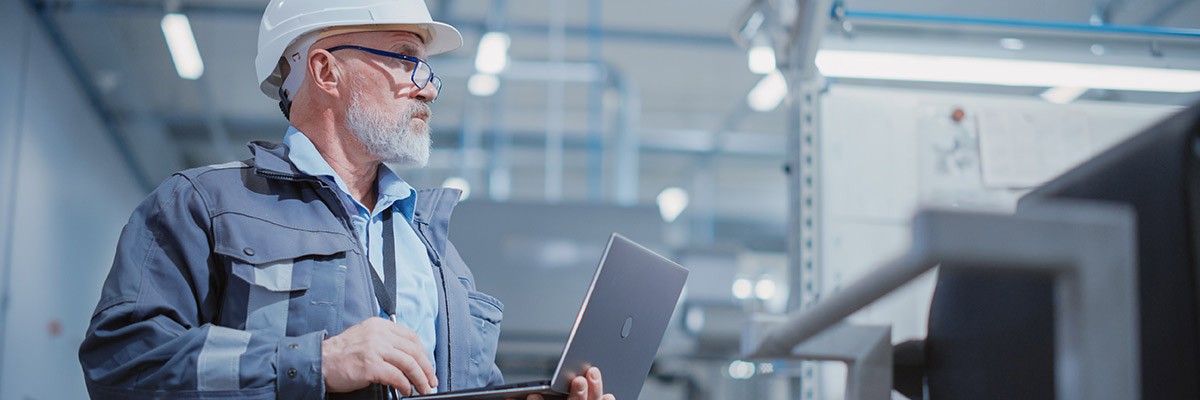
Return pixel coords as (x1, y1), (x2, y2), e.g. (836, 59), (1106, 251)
(256, 0), (463, 104)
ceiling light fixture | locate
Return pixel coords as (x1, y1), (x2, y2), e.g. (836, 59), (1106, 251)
(748, 43), (776, 74)
(1040, 86), (1090, 104)
(999, 38), (1025, 50)
(732, 278), (753, 300)
(815, 49), (1200, 93)
(441, 176), (472, 201)
(747, 70), (788, 112)
(468, 73), (500, 97)
(656, 187), (690, 222)
(161, 13), (204, 80)
(754, 277), (777, 300)
(475, 31), (510, 75)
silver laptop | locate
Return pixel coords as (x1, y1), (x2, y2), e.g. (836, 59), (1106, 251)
(412, 233), (689, 400)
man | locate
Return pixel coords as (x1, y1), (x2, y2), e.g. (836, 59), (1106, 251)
(78, 1), (614, 399)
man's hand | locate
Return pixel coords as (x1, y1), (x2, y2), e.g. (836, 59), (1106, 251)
(322, 317), (438, 396)
(524, 367), (615, 400)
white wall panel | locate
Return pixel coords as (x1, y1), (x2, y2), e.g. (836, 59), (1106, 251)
(0, 0), (30, 394)
(0, 3), (146, 399)
(815, 85), (1175, 400)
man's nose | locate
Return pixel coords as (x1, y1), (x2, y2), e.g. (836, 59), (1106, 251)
(413, 81), (438, 103)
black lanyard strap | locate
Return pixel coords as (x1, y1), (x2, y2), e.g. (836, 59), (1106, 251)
(368, 207), (398, 317)
(366, 206), (406, 399)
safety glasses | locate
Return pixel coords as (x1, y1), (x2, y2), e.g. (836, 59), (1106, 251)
(326, 45), (443, 101)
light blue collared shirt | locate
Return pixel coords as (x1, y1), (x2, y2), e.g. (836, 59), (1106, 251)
(284, 127), (438, 368)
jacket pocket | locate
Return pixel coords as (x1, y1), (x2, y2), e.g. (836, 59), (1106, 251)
(213, 212), (356, 267)
(466, 290), (504, 386)
(214, 213), (354, 292)
(213, 212), (357, 333)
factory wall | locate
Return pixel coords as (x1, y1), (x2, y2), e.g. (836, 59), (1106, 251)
(815, 86), (1176, 399)
(0, 2), (148, 399)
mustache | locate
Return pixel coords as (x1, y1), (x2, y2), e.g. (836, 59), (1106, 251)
(407, 101), (432, 120)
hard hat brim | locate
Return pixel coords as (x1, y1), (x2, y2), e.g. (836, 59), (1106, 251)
(422, 21), (463, 56)
(258, 21), (463, 100)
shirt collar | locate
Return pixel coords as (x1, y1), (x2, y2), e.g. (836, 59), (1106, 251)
(283, 126), (416, 218)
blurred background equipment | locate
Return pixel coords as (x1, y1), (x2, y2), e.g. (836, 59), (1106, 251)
(2, 0), (1200, 399)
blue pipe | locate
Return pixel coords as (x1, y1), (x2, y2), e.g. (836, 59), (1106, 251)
(840, 9), (1200, 39)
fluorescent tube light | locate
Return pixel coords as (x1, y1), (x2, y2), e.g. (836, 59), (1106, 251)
(747, 70), (788, 112)
(999, 38), (1025, 50)
(475, 31), (510, 75)
(815, 50), (1200, 93)
(1040, 86), (1089, 104)
(161, 13), (204, 80)
(748, 44), (776, 74)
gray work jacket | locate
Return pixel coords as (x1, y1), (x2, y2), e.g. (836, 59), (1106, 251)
(79, 141), (504, 399)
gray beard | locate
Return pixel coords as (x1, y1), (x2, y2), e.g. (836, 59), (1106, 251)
(345, 91), (432, 168)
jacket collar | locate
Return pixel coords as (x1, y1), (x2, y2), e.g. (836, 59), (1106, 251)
(248, 139), (464, 235)
(248, 140), (307, 179)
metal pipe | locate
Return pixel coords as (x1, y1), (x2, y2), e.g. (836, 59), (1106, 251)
(611, 69), (640, 206)
(459, 97), (484, 191)
(485, 0), (511, 202)
(841, 8), (1200, 38)
(691, 162), (717, 244)
(545, 0), (566, 203)
(586, 0), (604, 202)
(751, 202), (1141, 400)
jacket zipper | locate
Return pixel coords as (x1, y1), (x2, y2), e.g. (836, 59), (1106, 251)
(414, 221), (451, 390)
(254, 169), (307, 182)
(414, 223), (443, 267)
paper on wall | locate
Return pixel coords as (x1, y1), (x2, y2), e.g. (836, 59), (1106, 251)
(976, 108), (1092, 189)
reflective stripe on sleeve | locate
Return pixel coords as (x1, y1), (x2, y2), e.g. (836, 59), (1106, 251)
(197, 325), (252, 390)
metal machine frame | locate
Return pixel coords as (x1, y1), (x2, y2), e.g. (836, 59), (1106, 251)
(744, 199), (1140, 400)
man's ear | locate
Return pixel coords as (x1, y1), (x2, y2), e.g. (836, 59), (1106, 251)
(308, 49), (341, 97)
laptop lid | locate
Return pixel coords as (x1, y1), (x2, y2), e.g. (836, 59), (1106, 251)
(547, 233), (690, 399)
(410, 233), (688, 400)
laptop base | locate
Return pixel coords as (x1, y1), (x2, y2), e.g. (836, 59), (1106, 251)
(409, 380), (565, 400)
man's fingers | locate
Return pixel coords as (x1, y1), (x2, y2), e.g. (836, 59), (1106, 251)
(379, 348), (433, 395)
(600, 395), (615, 400)
(373, 362), (414, 398)
(568, 376), (588, 400)
(586, 368), (604, 400)
(385, 322), (440, 388)
(525, 395), (545, 400)
(323, 318), (439, 394)
(386, 332), (438, 390)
